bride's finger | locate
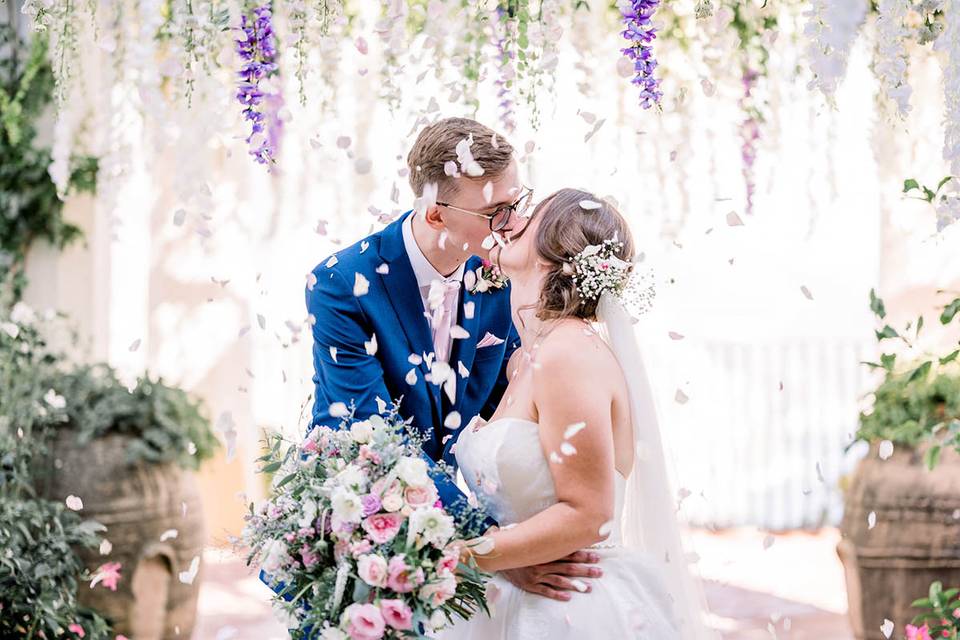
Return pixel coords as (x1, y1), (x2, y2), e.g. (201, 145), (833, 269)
(541, 562), (603, 579)
(560, 550), (601, 564)
(540, 574), (592, 593)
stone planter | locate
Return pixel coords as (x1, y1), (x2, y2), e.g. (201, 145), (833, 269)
(838, 441), (960, 639)
(36, 432), (205, 639)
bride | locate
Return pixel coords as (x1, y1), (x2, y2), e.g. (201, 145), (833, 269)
(440, 188), (715, 639)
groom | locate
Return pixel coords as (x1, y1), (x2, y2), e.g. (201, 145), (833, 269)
(264, 117), (599, 602)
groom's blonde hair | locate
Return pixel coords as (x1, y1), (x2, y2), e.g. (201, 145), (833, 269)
(407, 117), (514, 199)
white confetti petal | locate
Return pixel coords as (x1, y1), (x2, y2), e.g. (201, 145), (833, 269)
(353, 273), (370, 297)
(325, 256), (339, 268)
(450, 325), (469, 340)
(868, 511), (877, 530)
(257, 314), (266, 330)
(564, 422), (587, 439)
(482, 181), (494, 204)
(306, 272), (318, 290)
(129, 339), (141, 352)
(598, 520), (615, 538)
(444, 412), (462, 429)
(360, 241), (370, 253)
(65, 495), (83, 511)
(375, 263), (389, 275)
(364, 334), (378, 355)
(329, 402), (349, 418)
(549, 451), (564, 464)
(668, 331), (685, 340)
(481, 235), (497, 251)
(579, 199), (602, 210)
(329, 346), (338, 362)
(99, 539), (112, 555)
(405, 369), (418, 385)
(881, 619), (894, 639)
(464, 301), (475, 320)
(458, 361), (470, 378)
(726, 211), (745, 227)
(675, 389), (689, 404)
(337, 135), (352, 148)
(878, 440), (894, 460)
(178, 556), (200, 584)
(375, 396), (387, 414)
(173, 209), (187, 226)
(560, 442), (577, 456)
(800, 285), (814, 301)
(160, 529), (179, 542)
(762, 534), (775, 550)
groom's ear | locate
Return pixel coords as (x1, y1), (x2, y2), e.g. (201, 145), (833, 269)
(423, 204), (447, 230)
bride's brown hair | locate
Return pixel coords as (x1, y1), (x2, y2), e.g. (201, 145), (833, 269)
(524, 187), (635, 322)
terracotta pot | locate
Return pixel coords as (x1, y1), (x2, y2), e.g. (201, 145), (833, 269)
(838, 441), (960, 639)
(36, 432), (205, 639)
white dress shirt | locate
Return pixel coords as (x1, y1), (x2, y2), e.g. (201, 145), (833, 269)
(401, 213), (465, 362)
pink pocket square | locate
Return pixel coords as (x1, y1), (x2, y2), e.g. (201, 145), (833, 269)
(476, 332), (505, 349)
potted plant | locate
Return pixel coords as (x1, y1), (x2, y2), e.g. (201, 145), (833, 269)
(0, 299), (112, 639)
(838, 290), (960, 640)
(2, 296), (219, 638)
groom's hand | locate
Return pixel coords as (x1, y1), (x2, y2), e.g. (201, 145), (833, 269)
(499, 550), (603, 601)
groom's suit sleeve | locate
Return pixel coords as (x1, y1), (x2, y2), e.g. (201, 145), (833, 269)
(306, 266), (487, 519)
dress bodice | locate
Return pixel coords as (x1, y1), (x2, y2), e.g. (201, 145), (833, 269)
(455, 417), (625, 545)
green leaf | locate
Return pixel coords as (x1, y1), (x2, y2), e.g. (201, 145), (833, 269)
(908, 360), (933, 383)
(869, 289), (887, 319)
(875, 325), (899, 341)
(912, 597), (933, 608)
(942, 350), (960, 365)
(881, 353), (897, 371)
(261, 460), (282, 473)
(925, 445), (942, 470)
(903, 178), (920, 194)
(937, 176), (955, 192)
(274, 472), (297, 489)
(941, 298), (960, 325)
(923, 187), (937, 202)
(917, 315), (925, 337)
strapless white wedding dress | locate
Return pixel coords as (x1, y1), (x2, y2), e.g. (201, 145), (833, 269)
(437, 417), (680, 639)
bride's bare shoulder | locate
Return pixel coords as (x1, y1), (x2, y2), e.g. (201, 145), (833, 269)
(534, 320), (611, 373)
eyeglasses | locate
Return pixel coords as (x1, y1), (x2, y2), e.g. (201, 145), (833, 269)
(436, 187), (534, 232)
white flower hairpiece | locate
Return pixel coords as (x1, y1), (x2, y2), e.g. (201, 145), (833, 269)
(566, 238), (656, 317)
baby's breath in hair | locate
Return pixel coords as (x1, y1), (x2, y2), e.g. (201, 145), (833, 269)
(567, 238), (632, 303)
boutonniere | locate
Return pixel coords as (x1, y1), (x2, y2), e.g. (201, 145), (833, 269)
(469, 259), (509, 294)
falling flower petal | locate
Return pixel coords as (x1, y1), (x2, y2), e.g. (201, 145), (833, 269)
(160, 529), (179, 542)
(579, 199), (602, 210)
(406, 369), (418, 385)
(129, 339), (141, 352)
(675, 389), (689, 404)
(66, 495), (83, 511)
(353, 273), (370, 296)
(560, 441), (577, 456)
(329, 346), (338, 362)
(329, 402), (349, 417)
(564, 422), (587, 439)
(881, 619), (894, 639)
(868, 511), (877, 529)
(878, 440), (894, 460)
(178, 556), (200, 584)
(99, 539), (112, 555)
(726, 211), (745, 226)
(325, 256), (338, 268)
(364, 334), (378, 355)
(800, 285), (814, 300)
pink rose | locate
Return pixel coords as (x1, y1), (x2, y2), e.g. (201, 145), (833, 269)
(387, 555), (425, 593)
(303, 438), (318, 454)
(300, 544), (319, 568)
(358, 445), (381, 465)
(418, 574), (457, 606)
(357, 554), (388, 588)
(403, 484), (438, 509)
(379, 599), (413, 630)
(362, 513), (403, 544)
(68, 623), (85, 637)
(343, 603), (386, 640)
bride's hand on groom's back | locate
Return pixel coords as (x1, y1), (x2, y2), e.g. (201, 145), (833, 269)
(499, 550), (604, 601)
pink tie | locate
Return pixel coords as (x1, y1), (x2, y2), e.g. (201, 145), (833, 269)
(432, 280), (461, 362)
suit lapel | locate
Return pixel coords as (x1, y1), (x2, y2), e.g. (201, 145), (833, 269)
(378, 211), (435, 362)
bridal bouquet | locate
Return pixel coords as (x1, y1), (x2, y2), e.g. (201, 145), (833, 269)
(242, 405), (490, 639)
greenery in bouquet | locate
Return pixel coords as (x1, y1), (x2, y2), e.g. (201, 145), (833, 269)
(856, 289), (960, 470)
(243, 406), (492, 639)
(905, 581), (960, 640)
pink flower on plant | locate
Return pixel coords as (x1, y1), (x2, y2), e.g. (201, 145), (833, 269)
(387, 554), (425, 593)
(361, 512), (403, 544)
(350, 539), (373, 557)
(90, 562), (122, 591)
(906, 624), (933, 640)
(343, 602), (386, 640)
(437, 548), (459, 576)
(379, 599), (413, 630)
(302, 438), (318, 454)
(68, 623), (85, 637)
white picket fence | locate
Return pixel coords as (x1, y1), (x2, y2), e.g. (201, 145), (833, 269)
(658, 337), (875, 531)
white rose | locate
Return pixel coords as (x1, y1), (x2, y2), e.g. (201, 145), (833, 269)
(382, 492), (404, 512)
(350, 420), (374, 443)
(407, 506), (455, 548)
(330, 486), (363, 524)
(298, 499), (318, 529)
(261, 538), (292, 574)
(396, 456), (430, 487)
(336, 464), (367, 491)
(1, 322), (18, 339)
(320, 627), (349, 640)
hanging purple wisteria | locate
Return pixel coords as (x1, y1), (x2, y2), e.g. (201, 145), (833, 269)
(235, 2), (281, 166)
(618, 0), (662, 110)
(493, 5), (518, 133)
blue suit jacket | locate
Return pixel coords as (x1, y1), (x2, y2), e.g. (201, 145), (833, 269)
(260, 211), (519, 613)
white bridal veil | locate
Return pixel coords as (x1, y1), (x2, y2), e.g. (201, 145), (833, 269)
(596, 292), (717, 640)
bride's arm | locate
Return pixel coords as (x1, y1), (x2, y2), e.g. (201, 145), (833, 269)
(465, 331), (616, 572)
